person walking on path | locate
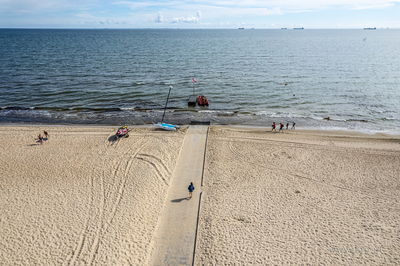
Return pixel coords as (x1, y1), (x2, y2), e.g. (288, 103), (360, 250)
(271, 122), (276, 132)
(291, 121), (296, 129)
(188, 182), (195, 199)
(279, 123), (284, 133)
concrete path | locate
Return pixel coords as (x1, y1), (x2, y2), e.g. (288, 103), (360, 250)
(150, 126), (208, 266)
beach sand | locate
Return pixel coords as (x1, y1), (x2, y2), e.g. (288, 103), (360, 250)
(0, 126), (186, 265)
(196, 127), (400, 265)
(0, 126), (399, 265)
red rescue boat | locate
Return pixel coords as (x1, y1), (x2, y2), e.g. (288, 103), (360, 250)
(198, 95), (209, 106)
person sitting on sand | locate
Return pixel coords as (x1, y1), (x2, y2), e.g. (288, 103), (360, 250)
(291, 121), (296, 129)
(279, 123), (284, 133)
(38, 134), (44, 144)
(44, 131), (50, 139)
(188, 182), (195, 199)
(271, 122), (276, 132)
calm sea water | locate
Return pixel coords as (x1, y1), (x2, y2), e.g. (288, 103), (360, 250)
(1, 29), (399, 133)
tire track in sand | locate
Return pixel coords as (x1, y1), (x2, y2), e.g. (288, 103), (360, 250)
(227, 139), (400, 204)
(136, 154), (170, 186)
(66, 135), (149, 265)
(87, 138), (151, 265)
(65, 171), (98, 266)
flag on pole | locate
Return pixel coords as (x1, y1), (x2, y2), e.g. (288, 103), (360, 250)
(192, 78), (197, 83)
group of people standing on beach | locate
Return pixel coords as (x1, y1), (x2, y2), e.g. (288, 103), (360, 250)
(271, 121), (295, 133)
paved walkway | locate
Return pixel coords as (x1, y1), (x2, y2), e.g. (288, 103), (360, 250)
(150, 126), (208, 266)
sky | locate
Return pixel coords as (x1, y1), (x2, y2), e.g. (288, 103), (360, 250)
(1, 0), (400, 29)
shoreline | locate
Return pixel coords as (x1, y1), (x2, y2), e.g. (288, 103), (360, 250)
(0, 122), (399, 137)
(2, 108), (399, 135)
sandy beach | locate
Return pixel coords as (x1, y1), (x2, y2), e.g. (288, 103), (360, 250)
(197, 127), (400, 265)
(0, 126), (186, 265)
(1, 125), (399, 265)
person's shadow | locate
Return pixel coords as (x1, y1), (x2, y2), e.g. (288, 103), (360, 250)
(107, 135), (118, 142)
(171, 197), (189, 203)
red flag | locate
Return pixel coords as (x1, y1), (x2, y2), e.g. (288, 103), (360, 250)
(192, 78), (197, 83)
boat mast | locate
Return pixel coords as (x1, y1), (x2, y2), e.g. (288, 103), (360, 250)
(162, 86), (173, 122)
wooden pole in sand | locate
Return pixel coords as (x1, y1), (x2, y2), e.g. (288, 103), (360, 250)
(162, 86), (172, 122)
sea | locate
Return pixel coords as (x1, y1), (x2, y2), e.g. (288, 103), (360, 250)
(0, 29), (399, 133)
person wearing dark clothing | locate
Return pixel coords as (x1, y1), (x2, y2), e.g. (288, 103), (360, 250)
(279, 123), (284, 133)
(271, 122), (276, 132)
(188, 182), (195, 199)
(44, 131), (50, 139)
(38, 134), (44, 144)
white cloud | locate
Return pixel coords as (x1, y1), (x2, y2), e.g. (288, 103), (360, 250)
(172, 11), (202, 24)
(157, 11), (164, 23)
(1, 0), (400, 28)
(172, 16), (197, 23)
(148, 11), (164, 23)
(2, 0), (400, 15)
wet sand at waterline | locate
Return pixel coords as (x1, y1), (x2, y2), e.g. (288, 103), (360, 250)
(0, 126), (399, 265)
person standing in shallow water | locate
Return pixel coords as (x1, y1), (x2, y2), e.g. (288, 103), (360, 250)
(188, 182), (195, 199)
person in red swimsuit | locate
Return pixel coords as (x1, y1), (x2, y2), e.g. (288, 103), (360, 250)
(271, 122), (276, 132)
